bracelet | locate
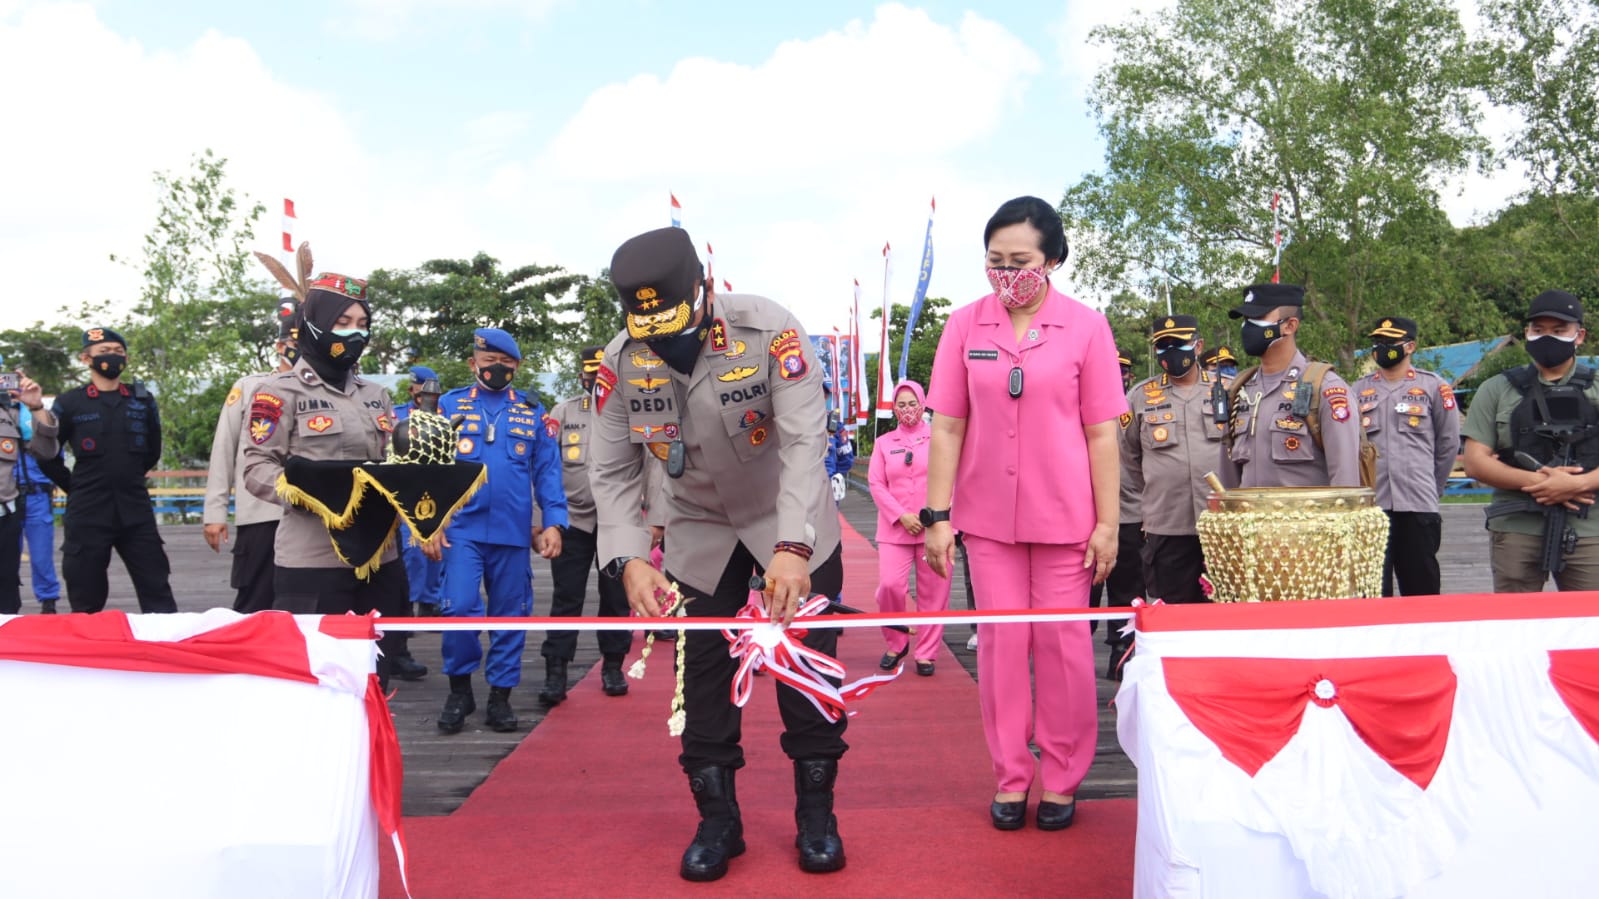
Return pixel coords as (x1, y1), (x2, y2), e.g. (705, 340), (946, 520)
(773, 541), (813, 561)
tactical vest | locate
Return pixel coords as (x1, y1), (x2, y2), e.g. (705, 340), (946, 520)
(1503, 364), (1599, 471)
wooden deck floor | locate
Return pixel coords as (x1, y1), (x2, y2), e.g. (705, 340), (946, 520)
(24, 494), (1499, 815)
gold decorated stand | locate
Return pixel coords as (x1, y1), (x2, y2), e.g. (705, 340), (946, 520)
(1196, 486), (1390, 602)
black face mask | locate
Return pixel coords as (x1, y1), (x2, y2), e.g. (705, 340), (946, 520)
(648, 327), (709, 375)
(91, 353), (126, 379)
(477, 363), (516, 391)
(1373, 343), (1407, 369)
(1157, 346), (1197, 375)
(1241, 320), (1283, 358)
(1527, 335), (1578, 369)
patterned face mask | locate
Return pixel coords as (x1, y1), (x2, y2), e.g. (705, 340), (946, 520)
(987, 266), (1049, 309)
(896, 404), (922, 428)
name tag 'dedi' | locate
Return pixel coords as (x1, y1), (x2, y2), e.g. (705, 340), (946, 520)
(968, 349), (999, 360)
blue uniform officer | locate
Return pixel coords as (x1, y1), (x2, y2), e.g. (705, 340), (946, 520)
(395, 365), (445, 618)
(430, 329), (568, 734)
(13, 402), (62, 613)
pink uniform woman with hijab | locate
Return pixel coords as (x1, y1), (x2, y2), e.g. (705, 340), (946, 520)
(867, 380), (949, 677)
(923, 196), (1126, 833)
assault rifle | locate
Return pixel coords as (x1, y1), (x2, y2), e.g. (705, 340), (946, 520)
(1506, 419), (1593, 575)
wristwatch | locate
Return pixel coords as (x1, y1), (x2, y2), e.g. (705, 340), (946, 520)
(917, 507), (951, 527)
(604, 555), (642, 578)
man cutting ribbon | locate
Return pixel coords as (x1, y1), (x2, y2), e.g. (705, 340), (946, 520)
(588, 227), (849, 882)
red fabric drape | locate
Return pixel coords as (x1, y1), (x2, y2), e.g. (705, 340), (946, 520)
(1549, 649), (1599, 747)
(1162, 656), (1458, 789)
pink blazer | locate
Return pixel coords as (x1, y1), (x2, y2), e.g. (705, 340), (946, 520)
(925, 288), (1126, 545)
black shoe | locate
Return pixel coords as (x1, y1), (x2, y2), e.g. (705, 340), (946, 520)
(878, 648), (909, 671)
(417, 602), (439, 618)
(437, 681), (476, 735)
(391, 653), (428, 682)
(1037, 799), (1076, 831)
(1106, 641), (1131, 681)
(681, 766), (745, 882)
(485, 686), (518, 732)
(793, 759), (846, 873)
(601, 655), (630, 697)
(538, 659), (568, 706)
(655, 629), (679, 641)
(39, 599), (57, 615)
(915, 660), (935, 677)
(990, 799), (1027, 831)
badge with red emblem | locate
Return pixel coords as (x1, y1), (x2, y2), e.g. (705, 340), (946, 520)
(594, 364), (618, 414)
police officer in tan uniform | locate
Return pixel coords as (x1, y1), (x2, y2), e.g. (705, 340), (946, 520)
(1358, 316), (1460, 595)
(589, 227), (847, 882)
(539, 345), (634, 699)
(1218, 283), (1361, 488)
(1, 371), (50, 615)
(202, 299), (298, 613)
(1123, 314), (1222, 604)
(240, 274), (418, 682)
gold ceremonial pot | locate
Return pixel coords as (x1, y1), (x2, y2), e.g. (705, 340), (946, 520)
(1196, 484), (1390, 602)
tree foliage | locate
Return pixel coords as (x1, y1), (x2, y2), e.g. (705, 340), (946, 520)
(114, 150), (276, 466)
(1061, 0), (1497, 367)
(1478, 0), (1599, 199)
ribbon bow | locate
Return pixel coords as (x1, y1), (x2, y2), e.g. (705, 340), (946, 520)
(724, 592), (899, 722)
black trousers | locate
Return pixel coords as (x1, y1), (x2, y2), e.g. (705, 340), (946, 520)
(674, 543), (847, 772)
(1382, 510), (1443, 597)
(61, 514), (177, 614)
(0, 510), (22, 615)
(542, 526), (632, 661)
(230, 521), (279, 613)
(273, 562), (414, 672)
(1090, 522), (1148, 643)
(1144, 533), (1209, 604)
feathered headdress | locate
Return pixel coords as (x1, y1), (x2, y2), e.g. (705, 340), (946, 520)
(254, 242), (315, 302)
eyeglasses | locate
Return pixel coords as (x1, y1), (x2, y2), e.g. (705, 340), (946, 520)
(1526, 323), (1580, 339)
(1155, 341), (1197, 354)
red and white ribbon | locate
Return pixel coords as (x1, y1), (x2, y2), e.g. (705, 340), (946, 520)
(723, 592), (900, 723)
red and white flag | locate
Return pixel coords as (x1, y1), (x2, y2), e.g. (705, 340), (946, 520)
(281, 198), (296, 253)
(722, 279), (733, 293)
(876, 243), (894, 419)
(852, 279), (867, 427)
(670, 193), (683, 228)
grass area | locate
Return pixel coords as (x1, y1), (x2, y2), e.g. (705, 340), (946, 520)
(1441, 493), (1490, 504)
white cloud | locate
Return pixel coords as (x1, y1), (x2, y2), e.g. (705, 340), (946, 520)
(541, 4), (1039, 180)
(327, 0), (563, 41)
(0, 2), (1062, 345)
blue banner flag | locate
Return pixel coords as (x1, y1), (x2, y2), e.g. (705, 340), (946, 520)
(898, 198), (935, 382)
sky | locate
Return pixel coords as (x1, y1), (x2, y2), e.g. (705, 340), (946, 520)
(0, 0), (1525, 339)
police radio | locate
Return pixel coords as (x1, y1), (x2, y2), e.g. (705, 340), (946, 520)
(1211, 380), (1230, 425)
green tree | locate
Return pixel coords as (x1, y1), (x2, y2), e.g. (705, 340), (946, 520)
(0, 308), (111, 396)
(1061, 0), (1495, 368)
(114, 150), (275, 466)
(1477, 0), (1599, 201)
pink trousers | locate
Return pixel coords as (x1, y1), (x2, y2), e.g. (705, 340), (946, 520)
(874, 541), (952, 661)
(962, 534), (1097, 795)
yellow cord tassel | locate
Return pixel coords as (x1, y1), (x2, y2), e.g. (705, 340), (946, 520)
(624, 583), (691, 735)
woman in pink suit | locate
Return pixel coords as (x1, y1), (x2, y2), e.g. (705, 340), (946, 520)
(923, 196), (1125, 832)
(867, 380), (949, 677)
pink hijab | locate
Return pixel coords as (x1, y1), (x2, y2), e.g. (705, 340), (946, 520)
(893, 380), (927, 432)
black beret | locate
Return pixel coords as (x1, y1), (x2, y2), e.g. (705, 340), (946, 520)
(611, 227), (704, 340)
(1230, 283), (1306, 319)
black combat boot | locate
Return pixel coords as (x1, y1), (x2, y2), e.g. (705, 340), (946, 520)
(538, 658), (568, 706)
(390, 653), (429, 682)
(793, 759), (846, 873)
(680, 766), (744, 882)
(39, 600), (57, 615)
(485, 686), (517, 732)
(437, 675), (475, 734)
(600, 654), (629, 696)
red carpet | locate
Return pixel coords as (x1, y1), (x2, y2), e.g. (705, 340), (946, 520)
(381, 520), (1135, 897)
